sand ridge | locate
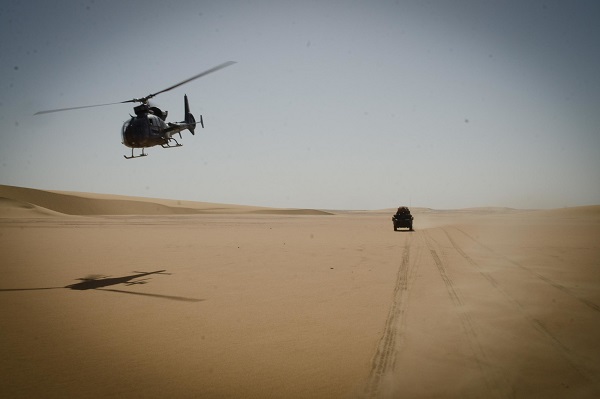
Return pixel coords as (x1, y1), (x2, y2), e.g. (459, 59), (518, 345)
(0, 197), (68, 218)
(0, 184), (332, 216)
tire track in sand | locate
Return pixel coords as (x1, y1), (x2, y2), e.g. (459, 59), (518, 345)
(454, 226), (600, 314)
(422, 230), (503, 399)
(364, 234), (420, 398)
(444, 227), (599, 383)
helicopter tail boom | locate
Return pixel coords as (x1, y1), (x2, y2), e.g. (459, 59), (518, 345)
(161, 95), (200, 140)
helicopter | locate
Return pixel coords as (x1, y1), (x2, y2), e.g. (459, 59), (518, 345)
(35, 61), (236, 159)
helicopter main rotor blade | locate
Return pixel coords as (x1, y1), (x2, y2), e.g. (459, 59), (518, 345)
(34, 61), (236, 115)
(143, 61), (236, 101)
(34, 100), (133, 115)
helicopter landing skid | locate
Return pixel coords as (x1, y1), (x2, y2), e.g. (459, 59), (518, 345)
(124, 148), (148, 159)
(161, 138), (182, 149)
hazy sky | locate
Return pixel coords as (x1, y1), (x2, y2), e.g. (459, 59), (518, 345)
(1, 0), (599, 209)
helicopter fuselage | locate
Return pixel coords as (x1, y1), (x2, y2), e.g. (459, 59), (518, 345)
(120, 99), (199, 159)
(121, 112), (169, 149)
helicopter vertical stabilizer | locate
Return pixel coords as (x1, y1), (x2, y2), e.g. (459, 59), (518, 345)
(184, 94), (196, 135)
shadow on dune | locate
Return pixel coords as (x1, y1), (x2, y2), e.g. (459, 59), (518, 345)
(0, 270), (202, 302)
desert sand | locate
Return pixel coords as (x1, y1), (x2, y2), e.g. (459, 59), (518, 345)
(1, 184), (599, 398)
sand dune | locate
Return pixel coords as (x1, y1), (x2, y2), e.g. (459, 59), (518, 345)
(0, 197), (67, 218)
(1, 185), (599, 398)
(0, 184), (331, 216)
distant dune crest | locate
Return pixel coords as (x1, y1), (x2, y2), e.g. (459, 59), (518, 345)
(0, 197), (67, 218)
(0, 185), (332, 216)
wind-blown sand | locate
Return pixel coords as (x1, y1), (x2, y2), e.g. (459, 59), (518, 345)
(1, 184), (599, 398)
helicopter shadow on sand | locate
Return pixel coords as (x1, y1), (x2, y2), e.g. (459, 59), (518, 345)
(0, 270), (203, 302)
